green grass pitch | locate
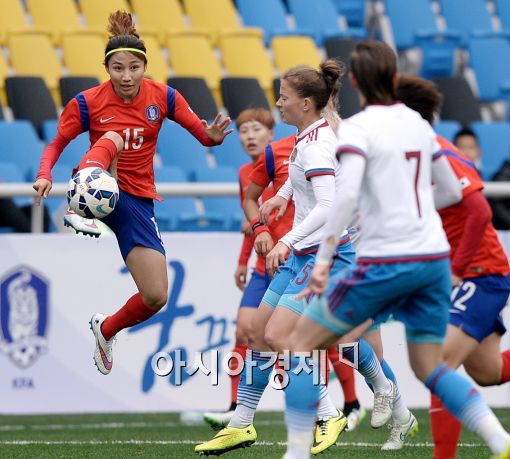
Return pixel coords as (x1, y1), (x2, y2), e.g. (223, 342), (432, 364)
(1, 409), (509, 458)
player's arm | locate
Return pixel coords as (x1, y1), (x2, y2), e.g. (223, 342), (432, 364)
(171, 90), (232, 146)
(259, 178), (292, 225)
(244, 181), (273, 257)
(431, 153), (462, 210)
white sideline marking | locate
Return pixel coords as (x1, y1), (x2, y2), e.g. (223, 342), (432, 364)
(0, 440), (484, 448)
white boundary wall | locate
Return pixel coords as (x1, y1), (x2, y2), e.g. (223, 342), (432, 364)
(0, 232), (509, 414)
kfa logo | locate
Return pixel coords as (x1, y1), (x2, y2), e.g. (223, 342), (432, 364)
(146, 105), (160, 122)
(0, 267), (49, 368)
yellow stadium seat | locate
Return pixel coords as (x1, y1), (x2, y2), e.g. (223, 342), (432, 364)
(182, 0), (262, 45)
(271, 35), (322, 74)
(27, 0), (83, 44)
(219, 35), (274, 103)
(80, 0), (131, 30)
(167, 34), (223, 104)
(143, 35), (169, 83)
(62, 31), (108, 83)
(0, 0), (31, 45)
(0, 52), (9, 105)
(8, 32), (63, 103)
(131, 0), (188, 44)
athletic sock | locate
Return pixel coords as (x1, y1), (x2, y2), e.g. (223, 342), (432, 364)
(380, 358), (410, 424)
(229, 350), (275, 428)
(329, 345), (358, 403)
(501, 349), (510, 384)
(430, 394), (461, 459)
(101, 292), (158, 340)
(78, 137), (118, 171)
(425, 363), (509, 456)
(230, 343), (247, 406)
(317, 377), (339, 419)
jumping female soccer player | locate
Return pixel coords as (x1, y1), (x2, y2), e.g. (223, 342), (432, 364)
(32, 11), (231, 375)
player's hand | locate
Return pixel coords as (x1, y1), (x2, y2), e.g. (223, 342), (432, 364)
(266, 241), (290, 278)
(234, 265), (248, 291)
(202, 113), (234, 144)
(259, 195), (288, 225)
(451, 274), (462, 287)
(296, 264), (330, 299)
(32, 178), (52, 205)
(254, 230), (273, 257)
(241, 221), (253, 236)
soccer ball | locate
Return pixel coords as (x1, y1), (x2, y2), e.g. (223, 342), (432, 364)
(67, 167), (119, 219)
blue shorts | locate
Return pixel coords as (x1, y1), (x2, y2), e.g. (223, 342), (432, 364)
(305, 257), (452, 344)
(239, 271), (271, 308)
(261, 239), (356, 315)
(449, 274), (510, 342)
(102, 189), (165, 261)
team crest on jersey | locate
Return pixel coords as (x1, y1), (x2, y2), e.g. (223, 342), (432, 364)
(146, 105), (160, 122)
(0, 267), (49, 369)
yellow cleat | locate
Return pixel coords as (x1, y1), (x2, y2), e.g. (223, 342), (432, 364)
(492, 438), (510, 459)
(195, 424), (257, 456)
(311, 411), (348, 455)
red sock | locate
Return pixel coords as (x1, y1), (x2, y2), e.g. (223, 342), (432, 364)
(78, 137), (118, 171)
(101, 292), (158, 340)
(430, 394), (461, 459)
(328, 345), (357, 403)
(501, 349), (510, 384)
(230, 343), (247, 404)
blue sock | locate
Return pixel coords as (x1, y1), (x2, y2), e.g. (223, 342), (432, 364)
(380, 359), (397, 385)
(425, 363), (490, 432)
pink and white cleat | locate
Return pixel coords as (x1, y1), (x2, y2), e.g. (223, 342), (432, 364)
(90, 313), (114, 375)
(63, 209), (101, 238)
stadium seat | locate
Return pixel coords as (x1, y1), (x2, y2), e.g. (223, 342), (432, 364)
(157, 120), (212, 180)
(468, 36), (510, 102)
(271, 35), (322, 74)
(219, 35), (275, 103)
(0, 52), (8, 105)
(182, 0), (263, 45)
(167, 34), (223, 105)
(8, 32), (63, 102)
(27, 0), (82, 44)
(61, 32), (108, 83)
(142, 35), (170, 83)
(274, 122), (296, 140)
(59, 76), (100, 107)
(494, 0), (510, 31)
(155, 166), (188, 183)
(210, 129), (248, 170)
(80, 0), (131, 29)
(168, 77), (218, 121)
(0, 120), (44, 181)
(472, 121), (510, 180)
(287, 0), (366, 46)
(439, 0), (496, 46)
(154, 196), (203, 231)
(330, 0), (366, 28)
(434, 120), (462, 142)
(236, 0), (308, 45)
(325, 37), (359, 63)
(131, 0), (188, 44)
(6, 76), (58, 138)
(195, 166), (238, 183)
(221, 78), (270, 119)
(0, 0), (31, 45)
(433, 76), (482, 125)
(0, 161), (30, 208)
(201, 196), (243, 231)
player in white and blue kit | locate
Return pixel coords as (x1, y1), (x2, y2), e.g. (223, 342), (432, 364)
(282, 41), (510, 459)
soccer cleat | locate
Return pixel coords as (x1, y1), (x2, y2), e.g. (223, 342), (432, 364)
(195, 425), (256, 455)
(381, 412), (418, 450)
(311, 411), (348, 455)
(371, 381), (397, 428)
(203, 410), (235, 431)
(345, 407), (367, 432)
(90, 313), (115, 375)
(492, 438), (510, 459)
(64, 209), (101, 238)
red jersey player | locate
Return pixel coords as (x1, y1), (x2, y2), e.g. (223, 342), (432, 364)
(32, 11), (232, 376)
(397, 75), (510, 459)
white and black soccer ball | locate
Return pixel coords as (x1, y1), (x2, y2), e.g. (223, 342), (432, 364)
(67, 167), (119, 219)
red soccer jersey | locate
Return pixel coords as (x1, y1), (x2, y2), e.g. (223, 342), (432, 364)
(249, 135), (296, 242)
(437, 136), (509, 277)
(238, 161), (276, 275)
(37, 78), (219, 200)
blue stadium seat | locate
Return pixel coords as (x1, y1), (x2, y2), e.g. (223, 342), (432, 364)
(195, 166), (238, 183)
(157, 120), (212, 180)
(468, 36), (510, 102)
(330, 0), (366, 28)
(0, 161), (31, 208)
(494, 0), (510, 31)
(42, 120), (90, 169)
(201, 196), (243, 231)
(471, 121), (510, 180)
(288, 0), (366, 46)
(154, 196), (202, 232)
(155, 166), (188, 183)
(439, 0), (495, 46)
(45, 163), (71, 217)
(274, 122), (296, 140)
(434, 120), (462, 142)
(237, 0), (310, 46)
(211, 130), (248, 170)
(0, 120), (43, 181)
